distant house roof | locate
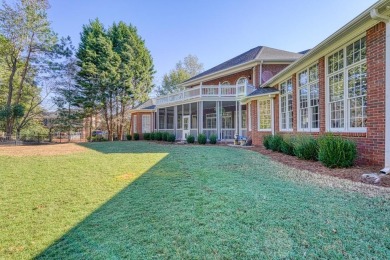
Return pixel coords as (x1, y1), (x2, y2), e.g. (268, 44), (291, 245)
(246, 87), (279, 97)
(298, 49), (311, 54)
(183, 46), (303, 84)
(132, 99), (156, 111)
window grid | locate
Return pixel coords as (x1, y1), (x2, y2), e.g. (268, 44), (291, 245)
(142, 115), (151, 133)
(258, 99), (271, 130)
(280, 79), (293, 131)
(298, 64), (319, 131)
(327, 36), (367, 132)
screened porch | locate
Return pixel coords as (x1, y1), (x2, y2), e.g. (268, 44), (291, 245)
(156, 101), (247, 141)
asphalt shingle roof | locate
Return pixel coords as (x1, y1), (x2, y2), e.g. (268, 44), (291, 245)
(186, 46), (263, 82)
(184, 46), (303, 83)
(247, 87), (279, 97)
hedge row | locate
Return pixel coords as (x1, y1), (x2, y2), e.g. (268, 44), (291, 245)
(186, 133), (218, 145)
(263, 134), (357, 168)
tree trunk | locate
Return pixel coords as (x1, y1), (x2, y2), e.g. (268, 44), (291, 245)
(5, 59), (18, 135)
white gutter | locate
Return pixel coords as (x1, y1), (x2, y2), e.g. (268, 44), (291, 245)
(182, 58), (299, 87)
(371, 7), (390, 174)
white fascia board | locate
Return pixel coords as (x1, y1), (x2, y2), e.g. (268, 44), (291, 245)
(261, 0), (389, 88)
(241, 91), (279, 103)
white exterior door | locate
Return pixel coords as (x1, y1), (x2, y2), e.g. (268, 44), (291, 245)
(182, 115), (190, 140)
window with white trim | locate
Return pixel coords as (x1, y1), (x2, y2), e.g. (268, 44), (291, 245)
(327, 36), (367, 131)
(258, 99), (271, 130)
(221, 81), (230, 85)
(298, 64), (319, 131)
(142, 114), (151, 133)
(133, 115), (138, 133)
(280, 79), (293, 131)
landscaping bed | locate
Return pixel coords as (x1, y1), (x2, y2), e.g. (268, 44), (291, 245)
(249, 145), (390, 187)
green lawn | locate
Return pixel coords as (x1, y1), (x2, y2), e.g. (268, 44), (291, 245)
(1, 142), (389, 259)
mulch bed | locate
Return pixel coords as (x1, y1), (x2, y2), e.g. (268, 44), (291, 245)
(248, 146), (390, 188)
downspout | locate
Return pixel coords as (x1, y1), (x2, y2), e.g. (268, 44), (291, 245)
(371, 8), (390, 174)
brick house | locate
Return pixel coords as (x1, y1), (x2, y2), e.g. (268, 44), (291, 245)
(131, 0), (390, 169)
(130, 46), (302, 140)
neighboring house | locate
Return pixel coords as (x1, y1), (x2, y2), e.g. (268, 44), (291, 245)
(131, 0), (390, 168)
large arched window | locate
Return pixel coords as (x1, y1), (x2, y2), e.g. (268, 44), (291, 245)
(221, 81), (230, 85)
(236, 77), (248, 94)
(236, 77), (248, 86)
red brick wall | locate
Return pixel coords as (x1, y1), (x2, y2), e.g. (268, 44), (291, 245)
(131, 112), (154, 139)
(203, 69), (254, 86)
(261, 64), (289, 85)
(249, 22), (386, 166)
(188, 63), (288, 88)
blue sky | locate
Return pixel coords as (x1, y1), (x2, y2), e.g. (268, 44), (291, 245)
(47, 0), (378, 89)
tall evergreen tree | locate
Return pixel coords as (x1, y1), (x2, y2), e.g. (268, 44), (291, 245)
(108, 21), (154, 140)
(76, 19), (120, 141)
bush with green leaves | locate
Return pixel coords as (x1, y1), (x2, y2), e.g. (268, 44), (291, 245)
(318, 134), (357, 168)
(293, 135), (318, 160)
(263, 135), (273, 149)
(143, 133), (151, 140)
(155, 132), (163, 141)
(150, 132), (156, 140)
(163, 132), (170, 141)
(281, 135), (295, 155)
(133, 133), (140, 141)
(167, 133), (176, 142)
(91, 136), (107, 142)
(209, 134), (217, 144)
(269, 135), (283, 152)
(186, 135), (195, 144)
(198, 134), (207, 144)
(126, 134), (132, 141)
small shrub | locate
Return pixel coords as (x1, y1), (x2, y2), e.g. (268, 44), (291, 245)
(167, 133), (176, 142)
(186, 134), (195, 144)
(150, 132), (156, 140)
(126, 134), (132, 141)
(281, 135), (295, 155)
(91, 136), (107, 142)
(293, 135), (318, 160)
(263, 135), (273, 149)
(144, 133), (151, 140)
(163, 132), (169, 142)
(209, 134), (217, 144)
(318, 134), (357, 168)
(155, 132), (163, 141)
(133, 133), (140, 141)
(198, 134), (207, 144)
(270, 135), (283, 152)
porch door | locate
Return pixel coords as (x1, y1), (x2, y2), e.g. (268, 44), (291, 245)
(182, 115), (190, 140)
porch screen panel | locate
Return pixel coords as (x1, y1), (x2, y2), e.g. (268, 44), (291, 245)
(158, 108), (166, 129)
(203, 101), (217, 129)
(167, 107), (174, 129)
(177, 105), (183, 129)
(191, 103), (197, 129)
